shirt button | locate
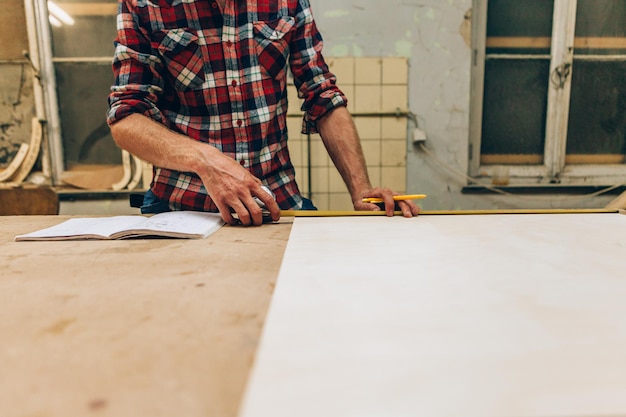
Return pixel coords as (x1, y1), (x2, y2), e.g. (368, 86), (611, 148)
(239, 159), (246, 166)
(212, 2), (218, 8)
(237, 119), (243, 126)
(226, 40), (232, 47)
(231, 80), (237, 87)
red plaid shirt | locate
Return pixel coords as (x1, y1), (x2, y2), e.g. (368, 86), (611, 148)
(107, 0), (347, 210)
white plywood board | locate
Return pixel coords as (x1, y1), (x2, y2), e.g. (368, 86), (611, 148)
(240, 214), (626, 417)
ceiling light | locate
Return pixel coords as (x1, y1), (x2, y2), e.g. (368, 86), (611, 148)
(48, 14), (62, 27)
(48, 1), (75, 26)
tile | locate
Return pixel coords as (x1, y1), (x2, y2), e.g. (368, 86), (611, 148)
(295, 166), (309, 194)
(287, 85), (303, 115)
(354, 57), (382, 85)
(367, 166), (381, 187)
(354, 117), (381, 140)
(327, 57), (355, 85)
(381, 86), (408, 113)
(341, 84), (356, 113)
(354, 85), (382, 113)
(287, 116), (304, 138)
(310, 167), (329, 193)
(309, 137), (330, 167)
(310, 192), (329, 210)
(361, 140), (381, 167)
(328, 169), (346, 193)
(289, 139), (303, 167)
(381, 166), (406, 192)
(381, 140), (407, 167)
(382, 57), (408, 85)
(381, 117), (408, 140)
(329, 193), (355, 211)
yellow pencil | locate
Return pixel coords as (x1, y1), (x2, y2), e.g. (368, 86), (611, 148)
(362, 194), (427, 204)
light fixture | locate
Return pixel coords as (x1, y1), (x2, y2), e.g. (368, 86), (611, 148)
(48, 14), (62, 27)
(48, 1), (75, 26)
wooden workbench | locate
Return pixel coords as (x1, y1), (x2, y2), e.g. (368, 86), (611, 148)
(0, 215), (292, 417)
(4, 211), (626, 417)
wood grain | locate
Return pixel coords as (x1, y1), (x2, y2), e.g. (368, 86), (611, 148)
(0, 216), (293, 417)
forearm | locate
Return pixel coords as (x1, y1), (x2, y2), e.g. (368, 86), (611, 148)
(317, 106), (372, 202)
(109, 113), (216, 178)
(109, 113), (280, 225)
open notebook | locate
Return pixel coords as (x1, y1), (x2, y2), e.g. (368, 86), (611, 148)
(15, 211), (225, 241)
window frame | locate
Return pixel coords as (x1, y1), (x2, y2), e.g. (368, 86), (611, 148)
(26, 0), (117, 185)
(469, 0), (626, 186)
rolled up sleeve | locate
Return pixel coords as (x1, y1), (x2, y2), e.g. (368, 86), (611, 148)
(289, 0), (348, 134)
(107, 0), (165, 126)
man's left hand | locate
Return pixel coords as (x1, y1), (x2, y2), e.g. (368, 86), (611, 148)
(354, 187), (420, 218)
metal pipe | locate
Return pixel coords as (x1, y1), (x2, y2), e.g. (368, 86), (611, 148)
(32, 0), (65, 184)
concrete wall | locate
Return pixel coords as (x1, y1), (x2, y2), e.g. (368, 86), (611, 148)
(0, 0), (36, 171)
(313, 0), (614, 210)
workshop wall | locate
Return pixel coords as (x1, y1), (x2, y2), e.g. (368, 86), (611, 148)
(288, 57), (409, 210)
(312, 0), (614, 210)
(0, 0), (36, 171)
(2, 0), (616, 211)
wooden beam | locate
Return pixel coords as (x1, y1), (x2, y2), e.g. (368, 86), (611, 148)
(565, 154), (625, 164)
(481, 154), (626, 165)
(487, 36), (626, 49)
(605, 191), (626, 210)
(480, 154), (543, 165)
(60, 3), (117, 16)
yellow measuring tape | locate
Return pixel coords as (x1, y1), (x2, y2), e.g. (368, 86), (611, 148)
(280, 208), (618, 217)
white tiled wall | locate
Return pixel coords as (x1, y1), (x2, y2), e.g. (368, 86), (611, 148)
(288, 57), (409, 211)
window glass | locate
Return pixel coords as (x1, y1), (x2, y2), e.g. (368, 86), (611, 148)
(566, 61), (626, 163)
(486, 0), (554, 55)
(49, 0), (118, 167)
(566, 0), (626, 163)
(574, 0), (626, 56)
(480, 59), (549, 165)
(55, 63), (118, 166)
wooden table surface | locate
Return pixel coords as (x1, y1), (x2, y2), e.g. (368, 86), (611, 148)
(5, 211), (624, 417)
(0, 215), (293, 417)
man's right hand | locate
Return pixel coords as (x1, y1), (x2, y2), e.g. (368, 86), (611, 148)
(197, 150), (280, 226)
(111, 114), (280, 226)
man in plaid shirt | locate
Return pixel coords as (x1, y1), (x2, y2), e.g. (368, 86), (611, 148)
(108, 0), (419, 225)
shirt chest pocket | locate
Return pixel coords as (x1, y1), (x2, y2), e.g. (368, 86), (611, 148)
(253, 16), (295, 81)
(156, 29), (206, 91)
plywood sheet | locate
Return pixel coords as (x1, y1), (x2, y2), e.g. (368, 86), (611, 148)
(241, 213), (626, 417)
(61, 164), (125, 189)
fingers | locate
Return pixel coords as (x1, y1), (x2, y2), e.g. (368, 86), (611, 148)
(254, 186), (281, 222)
(357, 187), (421, 218)
(397, 200), (420, 218)
(217, 198), (265, 226)
(360, 187), (396, 216)
(233, 198), (266, 226)
(214, 184), (279, 226)
(379, 190), (396, 217)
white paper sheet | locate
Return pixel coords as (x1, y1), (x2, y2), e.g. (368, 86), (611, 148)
(15, 211), (224, 240)
(241, 214), (626, 417)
